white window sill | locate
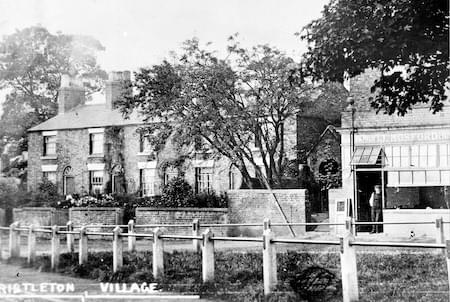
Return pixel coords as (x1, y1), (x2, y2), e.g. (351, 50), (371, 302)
(41, 155), (57, 160)
(88, 154), (104, 158)
(137, 151), (153, 156)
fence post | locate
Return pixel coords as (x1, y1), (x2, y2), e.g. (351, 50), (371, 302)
(79, 226), (88, 265)
(192, 219), (201, 253)
(435, 218), (445, 248)
(51, 225), (60, 270)
(340, 221), (359, 302)
(9, 222), (20, 258)
(128, 220), (136, 253)
(445, 240), (450, 296)
(113, 226), (123, 272)
(66, 221), (74, 253)
(263, 227), (277, 295)
(152, 227), (164, 279)
(27, 225), (36, 264)
(263, 218), (271, 231)
(202, 228), (215, 282)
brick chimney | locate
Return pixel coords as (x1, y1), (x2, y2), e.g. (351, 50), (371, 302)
(105, 71), (131, 110)
(58, 75), (86, 114)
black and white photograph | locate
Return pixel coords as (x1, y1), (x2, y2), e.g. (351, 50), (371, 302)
(0, 0), (449, 301)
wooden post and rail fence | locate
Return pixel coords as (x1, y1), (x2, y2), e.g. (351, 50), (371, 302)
(0, 218), (449, 302)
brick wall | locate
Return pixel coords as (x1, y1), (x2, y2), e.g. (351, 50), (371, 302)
(227, 189), (310, 237)
(135, 207), (228, 235)
(13, 207), (69, 226)
(69, 207), (123, 231)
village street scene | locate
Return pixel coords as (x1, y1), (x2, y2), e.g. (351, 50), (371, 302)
(0, 0), (448, 301)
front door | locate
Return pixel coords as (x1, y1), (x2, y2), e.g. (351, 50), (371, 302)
(64, 176), (75, 195)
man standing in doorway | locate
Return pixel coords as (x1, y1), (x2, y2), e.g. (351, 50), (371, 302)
(369, 185), (382, 233)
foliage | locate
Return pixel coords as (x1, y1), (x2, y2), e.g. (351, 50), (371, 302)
(0, 26), (106, 161)
(22, 250), (448, 301)
(301, 0), (449, 114)
(159, 177), (228, 208)
(117, 37), (341, 188)
(160, 177), (194, 207)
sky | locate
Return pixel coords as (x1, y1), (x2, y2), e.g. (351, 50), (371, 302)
(0, 0), (329, 72)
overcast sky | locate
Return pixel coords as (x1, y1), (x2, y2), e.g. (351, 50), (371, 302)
(0, 0), (329, 72)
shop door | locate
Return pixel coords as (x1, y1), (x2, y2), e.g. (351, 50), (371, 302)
(356, 171), (381, 232)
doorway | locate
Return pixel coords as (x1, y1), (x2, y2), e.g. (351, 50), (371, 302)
(356, 171), (383, 232)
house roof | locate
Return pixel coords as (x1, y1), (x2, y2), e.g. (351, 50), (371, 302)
(28, 104), (145, 132)
(305, 125), (340, 159)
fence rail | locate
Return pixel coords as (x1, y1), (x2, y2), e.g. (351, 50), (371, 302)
(1, 218), (449, 302)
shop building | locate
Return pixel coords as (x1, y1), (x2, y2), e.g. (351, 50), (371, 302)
(329, 70), (450, 237)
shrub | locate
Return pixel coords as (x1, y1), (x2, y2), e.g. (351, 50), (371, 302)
(193, 191), (228, 208)
(160, 177), (194, 207)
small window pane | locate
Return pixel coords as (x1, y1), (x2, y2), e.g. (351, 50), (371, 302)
(399, 171), (412, 184)
(428, 145), (437, 167)
(384, 146), (392, 167)
(439, 144), (449, 167)
(392, 146), (401, 167)
(441, 170), (450, 185)
(388, 171), (398, 186)
(413, 171), (426, 184)
(419, 145), (427, 167)
(426, 171), (440, 184)
(400, 146), (409, 167)
(411, 145), (419, 167)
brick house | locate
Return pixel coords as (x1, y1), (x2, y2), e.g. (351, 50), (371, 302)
(27, 72), (303, 196)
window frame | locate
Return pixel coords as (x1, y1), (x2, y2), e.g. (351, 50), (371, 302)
(195, 167), (213, 194)
(43, 135), (57, 156)
(140, 168), (156, 197)
(89, 133), (104, 155)
(89, 170), (104, 194)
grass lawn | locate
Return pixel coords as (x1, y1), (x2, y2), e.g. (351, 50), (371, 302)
(8, 250), (449, 302)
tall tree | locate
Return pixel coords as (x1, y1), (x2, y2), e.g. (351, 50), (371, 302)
(301, 0), (449, 114)
(118, 38), (337, 188)
(0, 26), (106, 155)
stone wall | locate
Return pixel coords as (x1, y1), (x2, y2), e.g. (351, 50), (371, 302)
(69, 207), (123, 231)
(13, 207), (69, 226)
(135, 207), (228, 235)
(227, 189), (310, 237)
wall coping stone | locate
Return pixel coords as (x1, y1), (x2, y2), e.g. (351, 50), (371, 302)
(136, 207), (228, 212)
(14, 207), (57, 211)
(227, 189), (307, 195)
(69, 207), (123, 212)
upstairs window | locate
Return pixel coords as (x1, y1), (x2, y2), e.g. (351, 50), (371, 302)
(89, 133), (104, 154)
(43, 135), (56, 156)
(195, 167), (212, 194)
(140, 133), (152, 153)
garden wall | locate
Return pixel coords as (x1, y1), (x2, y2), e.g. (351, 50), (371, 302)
(12, 207), (69, 226)
(69, 207), (124, 232)
(227, 189), (310, 237)
(135, 207), (229, 235)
